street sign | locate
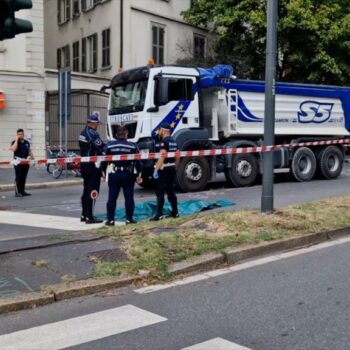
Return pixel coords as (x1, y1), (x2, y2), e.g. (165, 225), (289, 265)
(0, 0), (33, 41)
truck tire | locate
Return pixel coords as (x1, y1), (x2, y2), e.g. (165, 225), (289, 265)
(225, 153), (258, 187)
(176, 157), (210, 192)
(316, 145), (344, 179)
(291, 147), (316, 182)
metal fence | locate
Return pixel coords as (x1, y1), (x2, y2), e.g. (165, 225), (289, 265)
(46, 90), (109, 152)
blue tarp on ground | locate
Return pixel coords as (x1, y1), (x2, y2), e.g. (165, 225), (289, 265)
(97, 200), (234, 221)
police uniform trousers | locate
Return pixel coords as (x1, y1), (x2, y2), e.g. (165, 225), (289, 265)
(80, 163), (101, 219)
(107, 170), (135, 222)
(14, 164), (30, 195)
(155, 166), (178, 216)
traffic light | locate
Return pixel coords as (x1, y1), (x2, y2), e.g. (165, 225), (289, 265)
(0, 0), (33, 41)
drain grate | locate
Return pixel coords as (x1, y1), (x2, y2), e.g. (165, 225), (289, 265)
(87, 248), (128, 262)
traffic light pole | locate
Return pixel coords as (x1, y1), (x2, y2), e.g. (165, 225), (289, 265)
(261, 0), (278, 213)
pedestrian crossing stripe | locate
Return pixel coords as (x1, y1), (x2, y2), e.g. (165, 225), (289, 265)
(0, 305), (167, 350)
(0, 211), (124, 231)
(182, 337), (252, 350)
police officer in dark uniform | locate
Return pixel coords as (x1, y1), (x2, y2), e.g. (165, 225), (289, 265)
(151, 122), (179, 221)
(10, 128), (35, 197)
(103, 125), (142, 226)
(79, 113), (105, 224)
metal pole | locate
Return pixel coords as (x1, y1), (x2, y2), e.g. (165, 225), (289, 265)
(58, 70), (62, 151)
(64, 70), (68, 176)
(261, 0), (278, 213)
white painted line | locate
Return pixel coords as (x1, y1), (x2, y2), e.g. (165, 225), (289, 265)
(135, 282), (178, 294)
(182, 337), (252, 350)
(0, 304), (167, 350)
(174, 274), (209, 286)
(135, 235), (350, 294)
(0, 211), (123, 231)
(205, 267), (232, 277)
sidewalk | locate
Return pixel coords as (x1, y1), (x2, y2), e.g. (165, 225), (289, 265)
(0, 166), (82, 191)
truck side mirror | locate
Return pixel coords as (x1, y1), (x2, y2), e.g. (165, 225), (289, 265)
(154, 76), (169, 106)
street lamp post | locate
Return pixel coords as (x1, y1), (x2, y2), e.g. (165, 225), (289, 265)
(261, 0), (278, 213)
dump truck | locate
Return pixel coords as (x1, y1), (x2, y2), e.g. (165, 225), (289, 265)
(102, 64), (350, 192)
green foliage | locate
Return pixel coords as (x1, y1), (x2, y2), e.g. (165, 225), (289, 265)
(183, 0), (350, 85)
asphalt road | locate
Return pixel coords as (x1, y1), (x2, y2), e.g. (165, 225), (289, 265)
(1, 235), (350, 349)
(1, 163), (350, 240)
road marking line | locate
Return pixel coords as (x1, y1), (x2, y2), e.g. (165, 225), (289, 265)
(0, 211), (123, 231)
(182, 337), (252, 350)
(135, 235), (350, 294)
(0, 304), (167, 350)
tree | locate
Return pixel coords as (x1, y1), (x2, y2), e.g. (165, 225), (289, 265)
(182, 0), (350, 85)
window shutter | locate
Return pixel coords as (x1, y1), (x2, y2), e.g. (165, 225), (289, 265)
(93, 33), (97, 72)
(65, 45), (70, 67)
(57, 0), (61, 23)
(66, 0), (70, 20)
(57, 48), (61, 69)
(81, 38), (86, 72)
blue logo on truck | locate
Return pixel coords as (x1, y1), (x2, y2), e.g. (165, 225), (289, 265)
(298, 101), (334, 123)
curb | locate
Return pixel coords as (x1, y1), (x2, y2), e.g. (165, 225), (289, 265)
(0, 227), (349, 314)
(0, 179), (82, 192)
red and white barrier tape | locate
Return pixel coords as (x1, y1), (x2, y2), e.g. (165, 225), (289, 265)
(1, 138), (350, 166)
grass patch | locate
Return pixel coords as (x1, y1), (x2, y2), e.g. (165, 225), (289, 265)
(31, 259), (49, 268)
(92, 195), (350, 281)
(46, 234), (73, 242)
(61, 274), (77, 283)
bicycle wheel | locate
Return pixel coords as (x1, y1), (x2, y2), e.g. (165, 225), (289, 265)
(46, 163), (55, 174)
(52, 165), (64, 179)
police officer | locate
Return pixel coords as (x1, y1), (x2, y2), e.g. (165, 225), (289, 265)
(10, 129), (35, 197)
(151, 122), (179, 221)
(103, 125), (142, 226)
(79, 113), (105, 224)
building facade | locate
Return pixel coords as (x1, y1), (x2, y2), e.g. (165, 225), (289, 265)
(44, 0), (209, 78)
(0, 0), (46, 161)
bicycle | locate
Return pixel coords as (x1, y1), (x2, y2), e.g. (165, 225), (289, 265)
(46, 149), (81, 179)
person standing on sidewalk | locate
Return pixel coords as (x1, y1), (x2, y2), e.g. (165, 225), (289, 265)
(10, 129), (34, 197)
(103, 125), (143, 226)
(150, 122), (179, 221)
(79, 113), (105, 224)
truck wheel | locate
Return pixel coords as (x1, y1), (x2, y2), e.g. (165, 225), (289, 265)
(225, 153), (258, 187)
(317, 145), (344, 179)
(176, 157), (210, 192)
(291, 147), (316, 182)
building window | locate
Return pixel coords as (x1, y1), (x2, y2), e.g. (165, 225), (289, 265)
(57, 45), (70, 69)
(152, 24), (165, 65)
(73, 0), (80, 17)
(193, 34), (206, 59)
(81, 34), (98, 73)
(57, 0), (70, 24)
(81, 0), (101, 11)
(72, 41), (79, 72)
(102, 28), (110, 68)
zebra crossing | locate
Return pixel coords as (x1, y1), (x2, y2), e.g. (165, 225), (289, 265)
(0, 304), (252, 350)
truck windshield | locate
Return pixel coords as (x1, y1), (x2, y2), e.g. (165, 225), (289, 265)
(109, 80), (147, 114)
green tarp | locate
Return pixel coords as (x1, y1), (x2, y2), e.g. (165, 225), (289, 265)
(97, 200), (234, 221)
